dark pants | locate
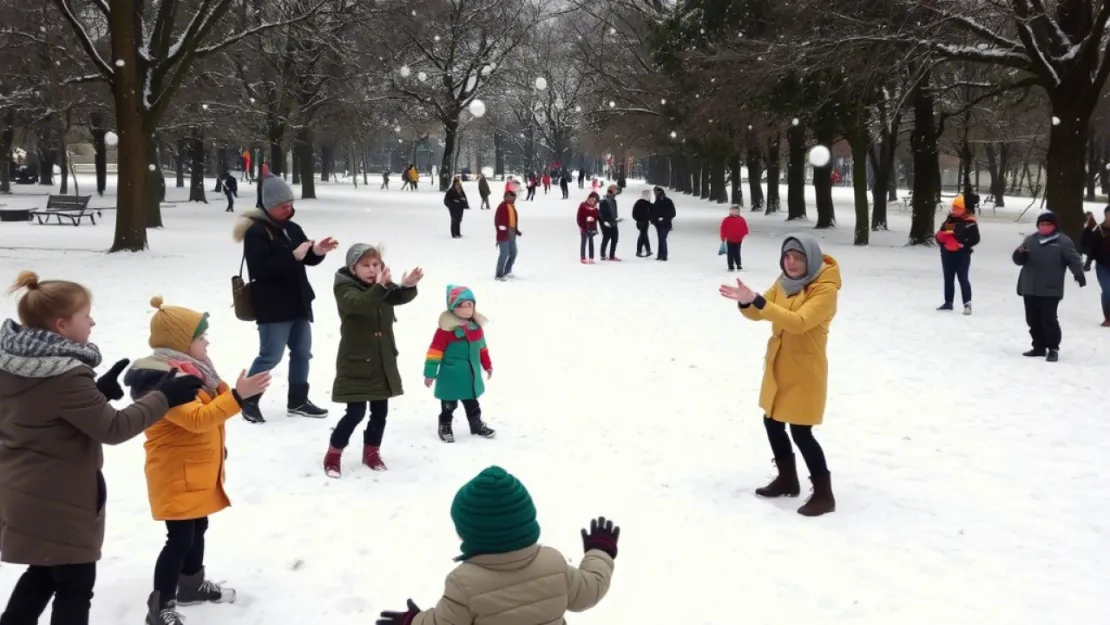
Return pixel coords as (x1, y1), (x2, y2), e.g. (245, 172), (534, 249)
(449, 208), (464, 237)
(1023, 295), (1062, 350)
(578, 179), (584, 189)
(1097, 263), (1110, 316)
(561, 184), (569, 199)
(726, 241), (743, 270)
(940, 250), (972, 305)
(635, 222), (651, 255)
(580, 231), (596, 259)
(330, 400), (389, 448)
(248, 319), (312, 385)
(526, 187), (535, 200)
(600, 225), (619, 258)
(255, 178), (263, 209)
(1, 564), (96, 625)
(479, 196), (490, 210)
(225, 191), (235, 212)
(763, 416), (828, 476)
(153, 518), (208, 602)
(654, 224), (671, 260)
(440, 399), (480, 424)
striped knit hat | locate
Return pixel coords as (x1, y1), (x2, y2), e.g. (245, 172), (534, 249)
(445, 284), (475, 311)
(450, 466), (540, 561)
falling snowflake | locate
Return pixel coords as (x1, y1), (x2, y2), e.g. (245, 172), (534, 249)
(481, 65), (493, 75)
(535, 76), (547, 90)
(670, 131), (677, 138)
(105, 132), (119, 147)
(148, 164), (156, 171)
(115, 59), (125, 67)
(1051, 116), (1061, 126)
(468, 99), (487, 118)
(661, 98), (666, 105)
(609, 101), (615, 108)
(400, 66), (411, 77)
(609, 27), (616, 35)
(417, 71), (427, 82)
(792, 118), (799, 126)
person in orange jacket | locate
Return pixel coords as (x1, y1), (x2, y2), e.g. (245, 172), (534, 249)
(719, 205), (749, 271)
(935, 194), (980, 314)
(124, 297), (270, 625)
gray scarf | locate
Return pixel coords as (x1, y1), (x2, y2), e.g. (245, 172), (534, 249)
(150, 347), (223, 394)
(0, 318), (102, 378)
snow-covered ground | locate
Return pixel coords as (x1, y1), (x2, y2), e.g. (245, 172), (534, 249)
(1, 174), (1107, 624)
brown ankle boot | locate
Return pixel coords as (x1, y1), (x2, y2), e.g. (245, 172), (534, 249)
(797, 473), (836, 516)
(755, 455), (801, 497)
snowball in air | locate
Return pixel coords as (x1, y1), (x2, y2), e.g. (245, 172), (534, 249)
(417, 71), (427, 82)
(481, 65), (493, 75)
(148, 164), (156, 171)
(104, 131), (119, 147)
(394, 125), (401, 133)
(468, 99), (486, 118)
(114, 59), (124, 67)
(792, 118), (799, 126)
(608, 101), (615, 108)
(399, 66), (411, 77)
(808, 145), (831, 168)
(670, 131), (677, 139)
(535, 76), (547, 90)
(574, 105), (581, 112)
(1051, 116), (1060, 126)
(661, 99), (666, 105)
(610, 27), (616, 35)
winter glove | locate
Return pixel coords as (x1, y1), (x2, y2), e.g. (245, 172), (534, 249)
(376, 599), (420, 625)
(95, 358), (130, 401)
(1076, 274), (1087, 287)
(154, 369), (205, 408)
(580, 516), (620, 559)
(1084, 259), (1093, 272)
(516, 229), (523, 236)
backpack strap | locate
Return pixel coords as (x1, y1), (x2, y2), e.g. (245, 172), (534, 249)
(238, 223), (275, 279)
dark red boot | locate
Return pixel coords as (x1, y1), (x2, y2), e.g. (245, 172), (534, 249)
(362, 445), (387, 471)
(797, 473), (836, 517)
(755, 455), (801, 497)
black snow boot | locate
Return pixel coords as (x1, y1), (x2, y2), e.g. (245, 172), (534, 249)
(241, 393), (265, 423)
(797, 473), (836, 517)
(438, 404), (456, 442)
(755, 454), (801, 498)
(177, 567), (236, 605)
(1046, 349), (1059, 362)
(1023, 348), (1047, 358)
(464, 404), (495, 438)
(146, 592), (184, 625)
(287, 383), (328, 418)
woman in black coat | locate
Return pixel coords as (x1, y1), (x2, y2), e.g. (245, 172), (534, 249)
(444, 177), (469, 238)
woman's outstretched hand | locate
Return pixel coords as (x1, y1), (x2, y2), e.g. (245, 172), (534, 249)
(719, 279), (757, 305)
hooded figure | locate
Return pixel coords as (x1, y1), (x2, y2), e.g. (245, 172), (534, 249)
(736, 234), (842, 517)
(1012, 211), (1086, 360)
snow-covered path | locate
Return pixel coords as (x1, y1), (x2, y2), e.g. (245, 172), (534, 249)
(0, 176), (1106, 624)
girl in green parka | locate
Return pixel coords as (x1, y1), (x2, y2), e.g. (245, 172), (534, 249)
(324, 244), (423, 478)
(423, 285), (496, 443)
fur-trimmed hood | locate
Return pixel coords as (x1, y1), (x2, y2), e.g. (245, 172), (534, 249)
(232, 208), (277, 242)
(438, 310), (488, 331)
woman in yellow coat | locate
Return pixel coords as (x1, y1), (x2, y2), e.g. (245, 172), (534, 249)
(124, 297), (270, 625)
(720, 234), (841, 517)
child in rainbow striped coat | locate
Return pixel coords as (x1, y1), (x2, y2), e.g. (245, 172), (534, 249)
(423, 285), (496, 443)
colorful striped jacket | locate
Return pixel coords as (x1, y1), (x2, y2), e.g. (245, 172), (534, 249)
(423, 311), (492, 401)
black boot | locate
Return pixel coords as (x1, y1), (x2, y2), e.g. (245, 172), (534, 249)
(1046, 349), (1059, 362)
(755, 455), (801, 498)
(146, 591), (184, 625)
(438, 402), (456, 442)
(797, 473), (836, 517)
(463, 403), (495, 438)
(177, 567), (236, 605)
(1023, 348), (1046, 357)
(287, 383), (328, 418)
(240, 394), (265, 423)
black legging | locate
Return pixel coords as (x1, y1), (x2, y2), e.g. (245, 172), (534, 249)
(154, 517), (208, 602)
(449, 207), (464, 237)
(763, 416), (828, 476)
(2, 563), (96, 625)
(600, 225), (619, 258)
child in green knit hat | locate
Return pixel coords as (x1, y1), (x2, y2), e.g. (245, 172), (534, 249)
(375, 466), (620, 625)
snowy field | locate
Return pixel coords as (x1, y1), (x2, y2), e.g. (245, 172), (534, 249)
(0, 174), (1107, 624)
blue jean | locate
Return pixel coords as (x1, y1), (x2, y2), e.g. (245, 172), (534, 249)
(248, 319), (312, 384)
(1097, 263), (1110, 312)
(940, 249), (972, 305)
(496, 239), (518, 277)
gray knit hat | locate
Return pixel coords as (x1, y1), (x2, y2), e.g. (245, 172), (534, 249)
(261, 174), (295, 211)
(345, 243), (379, 270)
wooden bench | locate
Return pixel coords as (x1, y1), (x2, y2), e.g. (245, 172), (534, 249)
(29, 195), (96, 226)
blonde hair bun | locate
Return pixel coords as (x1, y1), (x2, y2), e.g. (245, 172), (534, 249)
(150, 295), (164, 309)
(10, 270), (39, 293)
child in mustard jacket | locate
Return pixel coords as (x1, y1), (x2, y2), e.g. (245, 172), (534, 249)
(125, 297), (270, 625)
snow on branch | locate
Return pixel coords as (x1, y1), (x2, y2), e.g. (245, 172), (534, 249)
(49, 0), (115, 79)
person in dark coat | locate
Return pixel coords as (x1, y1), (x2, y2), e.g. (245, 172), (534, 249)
(477, 174), (491, 210)
(1012, 211), (1086, 362)
(232, 174), (339, 422)
(934, 194), (981, 314)
(577, 169), (585, 189)
(324, 244), (422, 477)
(254, 163), (269, 209)
(651, 187), (676, 261)
(222, 172), (238, 213)
(444, 177), (470, 238)
(1081, 207), (1110, 326)
(598, 185), (622, 261)
(631, 189), (654, 257)
(559, 170), (570, 199)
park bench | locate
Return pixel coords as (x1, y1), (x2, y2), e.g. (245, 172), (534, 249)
(29, 195), (97, 226)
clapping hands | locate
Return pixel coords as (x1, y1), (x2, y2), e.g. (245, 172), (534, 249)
(401, 267), (424, 287)
(719, 278), (758, 305)
(312, 237), (339, 255)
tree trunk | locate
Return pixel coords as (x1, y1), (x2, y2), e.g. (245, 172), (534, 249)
(89, 112), (106, 197)
(188, 129), (207, 203)
(699, 160), (711, 200)
(985, 142), (1009, 208)
(146, 138), (165, 229)
(0, 110), (11, 194)
(297, 126), (316, 199)
(848, 126), (870, 245)
(1086, 135), (1099, 201)
(494, 131), (505, 177)
(813, 121), (836, 229)
(909, 73), (940, 245)
(268, 119), (285, 177)
(869, 112), (898, 230)
(746, 146), (764, 210)
(1044, 95), (1091, 239)
(765, 132), (781, 214)
(175, 137), (186, 188)
(710, 157), (727, 203)
(786, 123), (806, 219)
(320, 144), (332, 182)
(439, 116), (460, 191)
(292, 148), (300, 184)
(38, 148), (56, 186)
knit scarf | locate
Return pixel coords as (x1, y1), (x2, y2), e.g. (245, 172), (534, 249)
(151, 347), (223, 394)
(1037, 231), (1060, 245)
(0, 318), (102, 378)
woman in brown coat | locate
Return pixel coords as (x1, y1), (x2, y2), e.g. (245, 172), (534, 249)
(0, 272), (203, 625)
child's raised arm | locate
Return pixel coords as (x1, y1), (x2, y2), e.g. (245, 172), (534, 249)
(423, 328), (453, 380)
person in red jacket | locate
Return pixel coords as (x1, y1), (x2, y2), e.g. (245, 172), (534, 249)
(577, 192), (601, 264)
(494, 189), (521, 280)
(720, 205), (749, 271)
(541, 173), (552, 194)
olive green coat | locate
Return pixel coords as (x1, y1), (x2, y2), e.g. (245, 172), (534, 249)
(332, 269), (418, 402)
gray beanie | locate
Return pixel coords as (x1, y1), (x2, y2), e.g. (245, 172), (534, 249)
(345, 243), (378, 270)
(782, 238), (806, 256)
(261, 174), (295, 211)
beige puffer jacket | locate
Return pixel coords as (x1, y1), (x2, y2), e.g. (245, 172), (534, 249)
(411, 544), (614, 625)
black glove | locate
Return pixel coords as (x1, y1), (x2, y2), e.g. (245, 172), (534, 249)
(1076, 274), (1086, 287)
(376, 599), (420, 625)
(580, 516), (620, 559)
(154, 369), (204, 408)
(95, 358), (130, 401)
(1084, 259), (1093, 272)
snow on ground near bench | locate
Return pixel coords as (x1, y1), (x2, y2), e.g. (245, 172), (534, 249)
(1, 175), (1107, 624)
